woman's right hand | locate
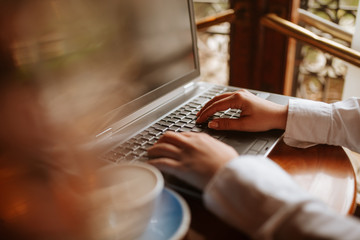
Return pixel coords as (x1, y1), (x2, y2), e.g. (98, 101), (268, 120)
(196, 89), (288, 132)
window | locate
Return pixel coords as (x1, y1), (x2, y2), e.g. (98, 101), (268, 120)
(194, 0), (230, 86)
(294, 0), (359, 102)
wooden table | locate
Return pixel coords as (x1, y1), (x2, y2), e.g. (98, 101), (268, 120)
(182, 139), (357, 239)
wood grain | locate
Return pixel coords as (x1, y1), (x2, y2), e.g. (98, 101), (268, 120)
(269, 139), (357, 215)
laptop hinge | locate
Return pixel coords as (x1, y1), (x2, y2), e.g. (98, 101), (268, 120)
(183, 82), (195, 93)
(96, 127), (113, 138)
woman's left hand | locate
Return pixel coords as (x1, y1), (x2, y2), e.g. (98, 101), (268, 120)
(147, 131), (238, 190)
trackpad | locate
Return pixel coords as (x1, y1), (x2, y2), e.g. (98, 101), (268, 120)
(221, 132), (256, 154)
(217, 130), (283, 155)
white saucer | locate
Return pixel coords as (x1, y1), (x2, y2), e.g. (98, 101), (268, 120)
(139, 188), (191, 240)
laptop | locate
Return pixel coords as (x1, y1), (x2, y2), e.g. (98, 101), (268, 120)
(15, 0), (289, 196)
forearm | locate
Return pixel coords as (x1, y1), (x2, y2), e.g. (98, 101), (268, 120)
(203, 156), (360, 239)
(203, 156), (314, 237)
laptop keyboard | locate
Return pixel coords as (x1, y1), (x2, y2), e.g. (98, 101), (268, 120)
(102, 86), (242, 163)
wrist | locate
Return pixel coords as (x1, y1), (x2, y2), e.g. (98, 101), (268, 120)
(274, 104), (288, 130)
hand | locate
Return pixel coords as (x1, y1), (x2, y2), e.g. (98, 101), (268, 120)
(196, 89), (288, 132)
(147, 131), (238, 190)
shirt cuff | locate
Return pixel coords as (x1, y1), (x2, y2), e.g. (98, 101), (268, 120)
(284, 99), (332, 148)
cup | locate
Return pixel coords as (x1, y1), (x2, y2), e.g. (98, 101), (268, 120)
(88, 162), (164, 240)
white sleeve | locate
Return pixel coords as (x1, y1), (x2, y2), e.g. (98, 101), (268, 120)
(284, 97), (360, 153)
(203, 156), (360, 239)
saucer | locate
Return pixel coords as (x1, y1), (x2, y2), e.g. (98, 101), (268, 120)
(139, 188), (191, 240)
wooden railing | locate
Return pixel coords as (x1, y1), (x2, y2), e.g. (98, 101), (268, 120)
(196, 9), (235, 31)
(196, 8), (360, 68)
(261, 13), (360, 68)
(297, 8), (352, 44)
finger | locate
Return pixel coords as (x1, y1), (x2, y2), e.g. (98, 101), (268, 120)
(155, 131), (190, 148)
(196, 95), (237, 123)
(147, 143), (182, 160)
(179, 131), (198, 137)
(196, 92), (233, 117)
(148, 158), (182, 176)
(148, 158), (189, 182)
(180, 131), (210, 141)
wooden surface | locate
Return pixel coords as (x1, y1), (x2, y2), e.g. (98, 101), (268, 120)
(183, 140), (357, 239)
(269, 140), (357, 215)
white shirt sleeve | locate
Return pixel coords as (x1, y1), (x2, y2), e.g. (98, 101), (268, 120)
(284, 97), (360, 153)
(203, 156), (360, 239)
(203, 97), (360, 238)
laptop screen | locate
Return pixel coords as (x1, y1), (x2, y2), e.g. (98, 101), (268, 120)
(8, 0), (199, 135)
(101, 0), (200, 125)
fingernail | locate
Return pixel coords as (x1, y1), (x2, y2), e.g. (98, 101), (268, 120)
(208, 121), (218, 129)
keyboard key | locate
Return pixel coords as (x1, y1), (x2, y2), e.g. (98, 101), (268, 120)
(142, 134), (155, 141)
(167, 118), (179, 124)
(172, 115), (184, 121)
(148, 139), (158, 145)
(179, 110), (190, 116)
(185, 123), (195, 128)
(191, 126), (204, 132)
(180, 118), (192, 124)
(174, 122), (186, 128)
(222, 113), (232, 118)
(157, 120), (169, 126)
(169, 126), (179, 132)
(148, 129), (162, 137)
(179, 127), (192, 132)
(187, 114), (197, 119)
(213, 112), (223, 117)
(135, 138), (149, 145)
(132, 148), (144, 156)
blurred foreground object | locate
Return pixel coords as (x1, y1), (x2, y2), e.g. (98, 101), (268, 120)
(0, 1), (167, 238)
(0, 85), (164, 239)
(0, 0), (136, 137)
(0, 85), (94, 239)
(88, 163), (164, 240)
(0, 0), (125, 238)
